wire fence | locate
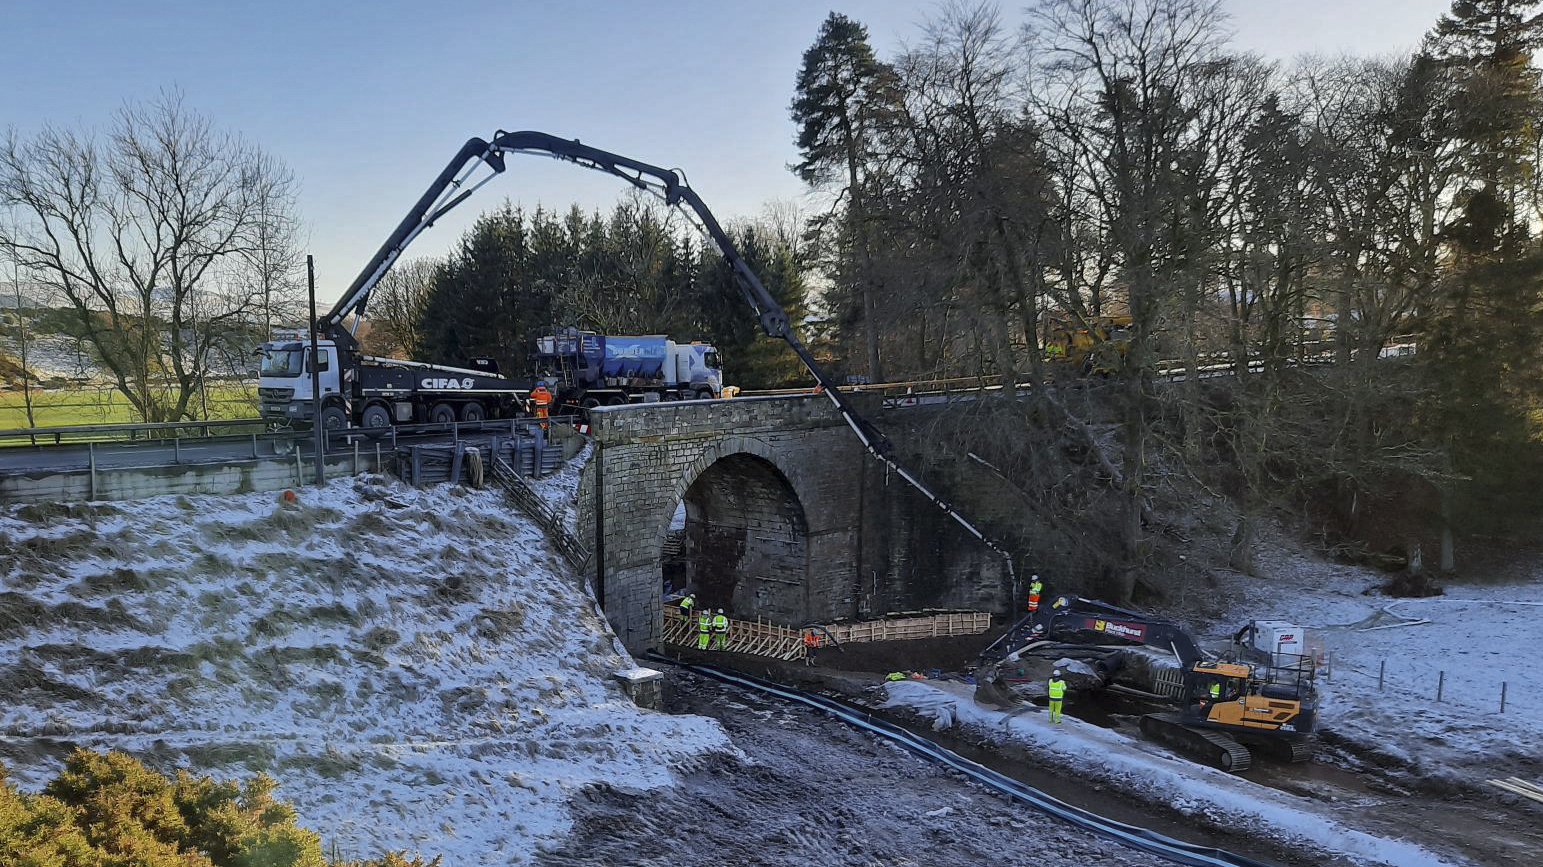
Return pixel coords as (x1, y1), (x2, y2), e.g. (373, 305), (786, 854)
(1324, 652), (1524, 715)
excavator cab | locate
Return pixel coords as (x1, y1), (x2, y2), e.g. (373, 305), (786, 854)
(1172, 660), (1318, 769)
(1186, 662), (1247, 705)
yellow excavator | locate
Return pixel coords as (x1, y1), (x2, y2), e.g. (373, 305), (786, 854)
(979, 596), (1318, 772)
(1042, 314), (1133, 375)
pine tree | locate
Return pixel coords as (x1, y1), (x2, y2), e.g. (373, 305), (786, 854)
(414, 204), (540, 374)
(1418, 0), (1543, 553)
(791, 12), (897, 383)
(694, 227), (810, 389)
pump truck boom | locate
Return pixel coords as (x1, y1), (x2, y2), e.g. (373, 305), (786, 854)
(259, 129), (1016, 580)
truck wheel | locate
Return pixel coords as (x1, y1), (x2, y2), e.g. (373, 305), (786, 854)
(606, 396), (628, 406)
(319, 405), (349, 433)
(581, 397), (602, 410)
(460, 402), (485, 422)
(696, 389), (715, 401)
(361, 403), (392, 429)
(428, 402), (457, 425)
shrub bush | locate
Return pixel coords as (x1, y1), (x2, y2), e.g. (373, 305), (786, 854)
(0, 749), (433, 867)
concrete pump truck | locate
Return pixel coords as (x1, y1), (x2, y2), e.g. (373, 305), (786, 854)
(256, 128), (1019, 592)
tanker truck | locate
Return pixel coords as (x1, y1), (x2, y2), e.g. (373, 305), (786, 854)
(530, 328), (725, 408)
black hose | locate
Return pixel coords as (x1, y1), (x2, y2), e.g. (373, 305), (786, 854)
(646, 654), (1278, 867)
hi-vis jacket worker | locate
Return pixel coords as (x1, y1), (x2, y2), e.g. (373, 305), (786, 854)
(1027, 575), (1044, 613)
(678, 593), (697, 617)
(711, 609), (729, 650)
(1047, 669), (1067, 724)
(530, 382), (553, 429)
(697, 609), (712, 651)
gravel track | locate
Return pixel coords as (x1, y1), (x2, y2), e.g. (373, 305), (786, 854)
(539, 671), (1161, 867)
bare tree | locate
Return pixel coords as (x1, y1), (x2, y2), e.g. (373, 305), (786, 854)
(363, 257), (438, 358)
(0, 92), (299, 422)
(2, 231), (39, 427)
(1030, 0), (1229, 602)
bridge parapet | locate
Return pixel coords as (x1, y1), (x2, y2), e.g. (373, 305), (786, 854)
(587, 393), (846, 445)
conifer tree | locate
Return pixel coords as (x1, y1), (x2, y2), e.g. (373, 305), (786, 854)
(791, 12), (897, 383)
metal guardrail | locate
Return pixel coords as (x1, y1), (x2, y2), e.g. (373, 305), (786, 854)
(738, 339), (1419, 404)
(0, 417), (272, 447)
(0, 414), (580, 452)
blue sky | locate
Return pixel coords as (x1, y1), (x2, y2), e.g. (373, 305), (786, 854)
(4, 0), (1452, 304)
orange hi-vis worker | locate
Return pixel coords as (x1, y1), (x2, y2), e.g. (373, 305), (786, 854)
(1027, 575), (1043, 613)
(530, 383), (553, 429)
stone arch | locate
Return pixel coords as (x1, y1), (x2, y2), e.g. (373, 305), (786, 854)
(657, 439), (811, 623)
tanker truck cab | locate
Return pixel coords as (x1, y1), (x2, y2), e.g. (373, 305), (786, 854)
(671, 341), (723, 400)
(258, 338), (344, 427)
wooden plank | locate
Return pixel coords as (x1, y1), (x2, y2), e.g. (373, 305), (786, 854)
(1488, 779), (1543, 805)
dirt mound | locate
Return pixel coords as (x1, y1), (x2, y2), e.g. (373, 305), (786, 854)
(1373, 571), (1445, 598)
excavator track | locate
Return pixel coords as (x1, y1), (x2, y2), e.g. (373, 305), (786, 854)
(1140, 713), (1252, 773)
(1254, 736), (1314, 763)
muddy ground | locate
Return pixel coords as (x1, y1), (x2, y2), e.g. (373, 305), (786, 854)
(542, 669), (1204, 867)
(653, 645), (1542, 867)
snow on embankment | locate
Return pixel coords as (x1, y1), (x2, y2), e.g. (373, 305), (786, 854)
(528, 442), (590, 537)
(884, 681), (1458, 867)
(0, 477), (727, 865)
(1222, 544), (1543, 783)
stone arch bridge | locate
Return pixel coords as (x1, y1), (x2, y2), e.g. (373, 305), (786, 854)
(576, 394), (1010, 652)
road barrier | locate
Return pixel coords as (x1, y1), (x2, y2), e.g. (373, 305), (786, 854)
(0, 417), (271, 447)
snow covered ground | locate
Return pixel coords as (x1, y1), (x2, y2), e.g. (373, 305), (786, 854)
(878, 532), (1543, 867)
(0, 476), (727, 864)
(527, 441), (589, 536)
(1217, 541), (1543, 784)
(884, 679), (1458, 867)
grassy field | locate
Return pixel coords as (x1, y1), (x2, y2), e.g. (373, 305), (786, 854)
(0, 384), (259, 429)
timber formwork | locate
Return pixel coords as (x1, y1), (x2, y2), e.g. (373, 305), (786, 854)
(823, 612), (992, 643)
(664, 608), (806, 660)
(661, 608), (993, 661)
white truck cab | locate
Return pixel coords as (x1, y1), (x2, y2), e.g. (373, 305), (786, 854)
(257, 337), (342, 423)
(667, 341), (723, 399)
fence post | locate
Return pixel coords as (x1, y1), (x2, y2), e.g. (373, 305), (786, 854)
(1437, 670), (1445, 703)
(1378, 660), (1385, 691)
(251, 433), (259, 460)
(87, 441), (97, 500)
(375, 443), (382, 473)
(173, 435), (181, 465)
(295, 450), (303, 485)
(1501, 681), (1507, 713)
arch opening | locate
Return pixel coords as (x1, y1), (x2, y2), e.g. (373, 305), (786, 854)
(661, 452), (809, 624)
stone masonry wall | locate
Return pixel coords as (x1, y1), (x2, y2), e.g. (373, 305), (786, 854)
(577, 394), (1009, 652)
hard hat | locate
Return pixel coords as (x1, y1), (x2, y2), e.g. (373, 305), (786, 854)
(716, 608), (724, 614)
(1052, 669), (1062, 677)
(1032, 574), (1040, 580)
